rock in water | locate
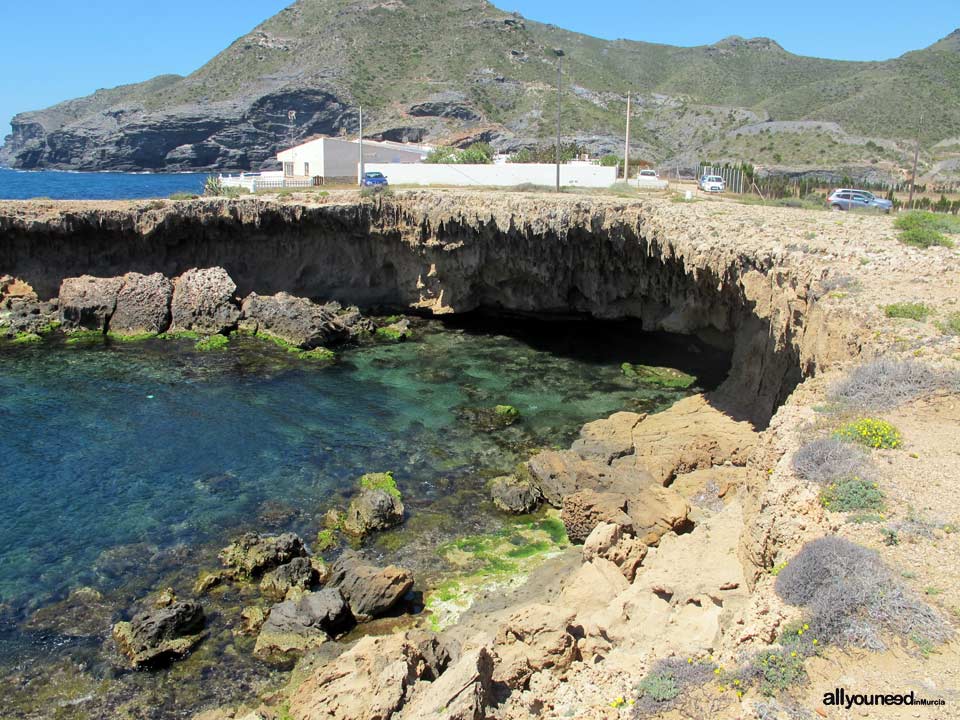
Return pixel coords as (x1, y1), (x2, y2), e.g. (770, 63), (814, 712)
(110, 272), (173, 335)
(253, 588), (354, 658)
(240, 292), (370, 348)
(259, 557), (316, 598)
(58, 275), (124, 332)
(490, 475), (542, 514)
(112, 601), (206, 668)
(328, 552), (414, 621)
(170, 267), (240, 335)
(218, 532), (307, 579)
(342, 472), (404, 537)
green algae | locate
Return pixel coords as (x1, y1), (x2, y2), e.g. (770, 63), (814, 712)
(315, 529), (336, 552)
(358, 471), (401, 500)
(621, 362), (696, 388)
(253, 332), (335, 361)
(424, 509), (570, 630)
(12, 332), (43, 344)
(157, 330), (201, 341)
(375, 326), (405, 341)
(195, 334), (230, 351)
(107, 331), (158, 343)
(65, 330), (105, 345)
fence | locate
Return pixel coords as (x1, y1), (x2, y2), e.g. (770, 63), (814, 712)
(219, 173), (313, 192)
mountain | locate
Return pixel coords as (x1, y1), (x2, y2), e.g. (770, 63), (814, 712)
(1, 0), (957, 178)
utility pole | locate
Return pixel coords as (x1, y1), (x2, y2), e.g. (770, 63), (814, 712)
(358, 105), (365, 186)
(623, 92), (631, 181)
(554, 49), (564, 193)
(907, 112), (923, 209)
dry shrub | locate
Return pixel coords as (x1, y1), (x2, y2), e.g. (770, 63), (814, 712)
(775, 536), (951, 651)
(828, 357), (950, 411)
(792, 438), (872, 486)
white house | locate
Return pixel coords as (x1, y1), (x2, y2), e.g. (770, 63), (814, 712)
(277, 137), (431, 183)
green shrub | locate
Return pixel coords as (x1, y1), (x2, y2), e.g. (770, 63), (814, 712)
(834, 418), (902, 449)
(821, 477), (883, 512)
(939, 312), (960, 336)
(636, 672), (679, 703)
(633, 658), (714, 712)
(884, 302), (932, 321)
(899, 227), (954, 248)
(203, 176), (223, 196)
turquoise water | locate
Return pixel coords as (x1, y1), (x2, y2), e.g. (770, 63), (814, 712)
(0, 316), (727, 717)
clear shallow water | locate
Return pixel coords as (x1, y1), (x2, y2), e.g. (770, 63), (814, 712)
(0, 316), (727, 717)
(0, 167), (206, 200)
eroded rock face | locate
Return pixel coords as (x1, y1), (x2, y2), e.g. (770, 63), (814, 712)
(571, 411), (645, 464)
(59, 275), (123, 331)
(328, 552), (414, 621)
(526, 450), (651, 508)
(112, 601), (205, 668)
(492, 604), (581, 691)
(218, 532), (307, 579)
(111, 272), (173, 335)
(289, 630), (450, 720)
(170, 267), (240, 335)
(240, 292), (370, 349)
(253, 588), (354, 659)
(400, 644), (494, 720)
(581, 522), (649, 581)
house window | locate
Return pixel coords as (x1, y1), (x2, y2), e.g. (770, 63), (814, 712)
(283, 162), (294, 176)
(304, 162), (310, 177)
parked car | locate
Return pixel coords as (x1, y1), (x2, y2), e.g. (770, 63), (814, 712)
(362, 171), (388, 187)
(827, 189), (892, 213)
(699, 174), (726, 193)
(633, 168), (669, 190)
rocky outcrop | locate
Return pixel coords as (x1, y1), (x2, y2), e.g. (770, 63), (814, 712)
(560, 485), (689, 544)
(400, 644), (494, 720)
(170, 267), (241, 335)
(253, 589), (354, 658)
(491, 604), (581, 691)
(218, 532), (307, 579)
(240, 292), (371, 348)
(289, 630), (450, 720)
(112, 601), (206, 668)
(342, 487), (405, 537)
(111, 272), (173, 335)
(58, 275), (123, 332)
(328, 552), (414, 621)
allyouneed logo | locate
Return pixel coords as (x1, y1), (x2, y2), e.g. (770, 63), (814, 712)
(824, 688), (946, 709)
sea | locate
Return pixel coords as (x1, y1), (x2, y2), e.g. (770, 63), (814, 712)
(0, 167), (207, 200)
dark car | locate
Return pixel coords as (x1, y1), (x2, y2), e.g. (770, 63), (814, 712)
(827, 189), (892, 213)
(362, 171), (388, 187)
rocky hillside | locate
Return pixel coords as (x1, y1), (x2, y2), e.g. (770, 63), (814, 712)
(1, 0), (958, 176)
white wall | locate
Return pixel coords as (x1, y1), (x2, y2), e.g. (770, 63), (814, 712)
(278, 138), (428, 179)
(363, 162), (617, 188)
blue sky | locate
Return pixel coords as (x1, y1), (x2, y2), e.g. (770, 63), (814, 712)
(2, 0), (957, 135)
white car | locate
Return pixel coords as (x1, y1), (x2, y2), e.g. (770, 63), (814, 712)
(632, 168), (668, 190)
(699, 174), (726, 193)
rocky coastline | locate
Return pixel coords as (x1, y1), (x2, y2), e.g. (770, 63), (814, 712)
(2, 190), (959, 719)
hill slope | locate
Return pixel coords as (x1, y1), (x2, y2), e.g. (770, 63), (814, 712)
(1, 0), (957, 177)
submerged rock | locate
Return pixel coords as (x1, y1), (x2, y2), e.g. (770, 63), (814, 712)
(241, 292), (371, 348)
(342, 472), (405, 536)
(110, 272), (173, 335)
(170, 267), (241, 335)
(112, 600), (206, 668)
(490, 474), (542, 514)
(58, 275), (123, 332)
(218, 532), (307, 579)
(253, 588), (354, 659)
(328, 551), (414, 621)
(456, 404), (522, 432)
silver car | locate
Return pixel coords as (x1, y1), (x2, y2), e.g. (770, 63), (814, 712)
(828, 189), (893, 213)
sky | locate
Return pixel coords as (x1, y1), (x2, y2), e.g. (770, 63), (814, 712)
(2, 0), (957, 135)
